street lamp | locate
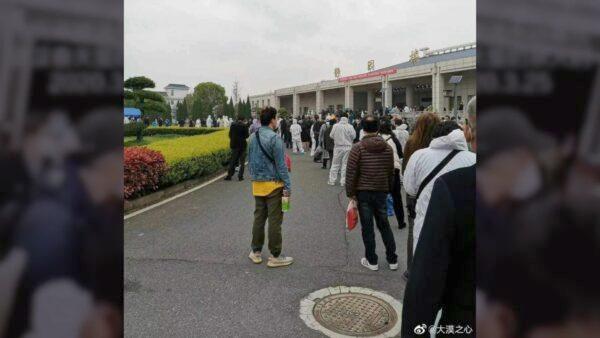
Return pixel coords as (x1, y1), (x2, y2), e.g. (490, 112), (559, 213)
(448, 75), (463, 119)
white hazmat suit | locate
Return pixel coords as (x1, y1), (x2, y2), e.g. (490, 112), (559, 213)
(289, 119), (303, 154)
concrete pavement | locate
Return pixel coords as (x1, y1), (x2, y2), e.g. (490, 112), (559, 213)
(125, 150), (409, 337)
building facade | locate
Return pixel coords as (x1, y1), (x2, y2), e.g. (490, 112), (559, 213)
(250, 43), (476, 118)
(163, 83), (190, 117)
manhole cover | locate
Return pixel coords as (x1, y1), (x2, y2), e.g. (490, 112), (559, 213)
(300, 286), (402, 337)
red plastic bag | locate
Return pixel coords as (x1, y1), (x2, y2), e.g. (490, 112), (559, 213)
(285, 154), (292, 172)
(346, 200), (358, 231)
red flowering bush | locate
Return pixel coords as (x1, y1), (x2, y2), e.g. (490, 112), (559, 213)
(124, 147), (167, 199)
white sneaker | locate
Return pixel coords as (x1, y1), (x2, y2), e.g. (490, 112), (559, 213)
(327, 181), (335, 186)
(248, 251), (262, 264)
(360, 258), (379, 271)
(267, 255), (294, 268)
(389, 262), (399, 271)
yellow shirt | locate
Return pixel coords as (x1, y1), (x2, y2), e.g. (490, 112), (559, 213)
(252, 181), (284, 197)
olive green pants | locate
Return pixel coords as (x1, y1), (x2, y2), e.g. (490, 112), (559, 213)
(251, 188), (283, 257)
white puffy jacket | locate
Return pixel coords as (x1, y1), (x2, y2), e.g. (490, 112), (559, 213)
(404, 129), (476, 252)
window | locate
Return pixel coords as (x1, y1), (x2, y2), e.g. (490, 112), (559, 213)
(171, 90), (174, 96)
(262, 100), (264, 107)
(267, 99), (270, 106)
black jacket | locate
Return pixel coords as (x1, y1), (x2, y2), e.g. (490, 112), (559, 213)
(229, 121), (250, 149)
(401, 165), (475, 338)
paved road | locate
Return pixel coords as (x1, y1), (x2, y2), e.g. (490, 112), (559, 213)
(125, 150), (409, 337)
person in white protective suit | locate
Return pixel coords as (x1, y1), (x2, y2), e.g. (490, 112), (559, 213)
(195, 118), (201, 127)
(290, 118), (303, 154)
(328, 115), (356, 186)
(206, 115), (213, 128)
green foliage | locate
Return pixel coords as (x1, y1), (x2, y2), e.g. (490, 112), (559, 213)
(137, 90), (167, 103)
(175, 101), (188, 121)
(278, 107), (290, 119)
(145, 130), (231, 186)
(124, 76), (155, 90)
(124, 126), (220, 137)
(124, 121), (147, 139)
(191, 82), (227, 119)
(144, 127), (221, 137)
(124, 77), (171, 120)
(141, 100), (171, 120)
(225, 97), (235, 117)
(190, 97), (204, 120)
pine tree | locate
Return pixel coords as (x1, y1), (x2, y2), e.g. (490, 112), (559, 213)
(226, 97), (234, 117)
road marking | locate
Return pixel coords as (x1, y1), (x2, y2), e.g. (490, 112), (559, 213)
(124, 172), (227, 220)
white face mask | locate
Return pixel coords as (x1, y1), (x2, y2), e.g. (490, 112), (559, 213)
(509, 160), (542, 200)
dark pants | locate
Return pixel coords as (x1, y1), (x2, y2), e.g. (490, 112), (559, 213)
(251, 188), (283, 257)
(322, 150), (334, 168)
(391, 169), (406, 228)
(227, 148), (246, 179)
(357, 191), (398, 265)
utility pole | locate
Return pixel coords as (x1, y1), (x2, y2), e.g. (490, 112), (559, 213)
(232, 81), (239, 114)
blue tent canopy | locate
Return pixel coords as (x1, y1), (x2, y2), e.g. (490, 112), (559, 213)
(124, 107), (141, 117)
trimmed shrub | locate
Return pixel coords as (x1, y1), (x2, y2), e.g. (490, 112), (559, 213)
(124, 147), (167, 199)
(147, 129), (231, 186)
(123, 121), (146, 140)
(143, 127), (222, 137)
(123, 126), (222, 137)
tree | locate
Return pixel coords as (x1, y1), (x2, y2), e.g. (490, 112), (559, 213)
(191, 97), (204, 120)
(123, 76), (170, 120)
(278, 107), (290, 120)
(124, 76), (155, 91)
(175, 101), (188, 121)
(192, 82), (227, 119)
(225, 97), (235, 117)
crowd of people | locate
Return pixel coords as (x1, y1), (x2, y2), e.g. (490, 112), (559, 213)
(226, 101), (477, 335)
(124, 114), (234, 128)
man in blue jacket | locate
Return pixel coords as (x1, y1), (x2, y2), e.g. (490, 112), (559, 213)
(247, 107), (293, 268)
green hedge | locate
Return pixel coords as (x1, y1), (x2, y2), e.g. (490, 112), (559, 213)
(123, 126), (223, 137)
(124, 121), (146, 138)
(144, 127), (223, 137)
(161, 148), (230, 186)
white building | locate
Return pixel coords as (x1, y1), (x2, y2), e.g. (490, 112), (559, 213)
(163, 83), (190, 117)
(250, 43), (476, 118)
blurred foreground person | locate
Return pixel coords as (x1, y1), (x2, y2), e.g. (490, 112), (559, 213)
(402, 97), (477, 338)
(345, 115), (397, 271)
(247, 107), (293, 267)
(4, 109), (123, 338)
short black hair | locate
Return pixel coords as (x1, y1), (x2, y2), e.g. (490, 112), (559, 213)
(432, 121), (461, 138)
(236, 115), (244, 121)
(341, 112), (348, 118)
(379, 117), (393, 134)
(362, 115), (379, 133)
(259, 107), (277, 126)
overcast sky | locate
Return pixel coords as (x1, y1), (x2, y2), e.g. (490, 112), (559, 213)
(125, 0), (475, 99)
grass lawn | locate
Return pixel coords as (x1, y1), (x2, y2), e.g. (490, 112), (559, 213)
(124, 134), (185, 147)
